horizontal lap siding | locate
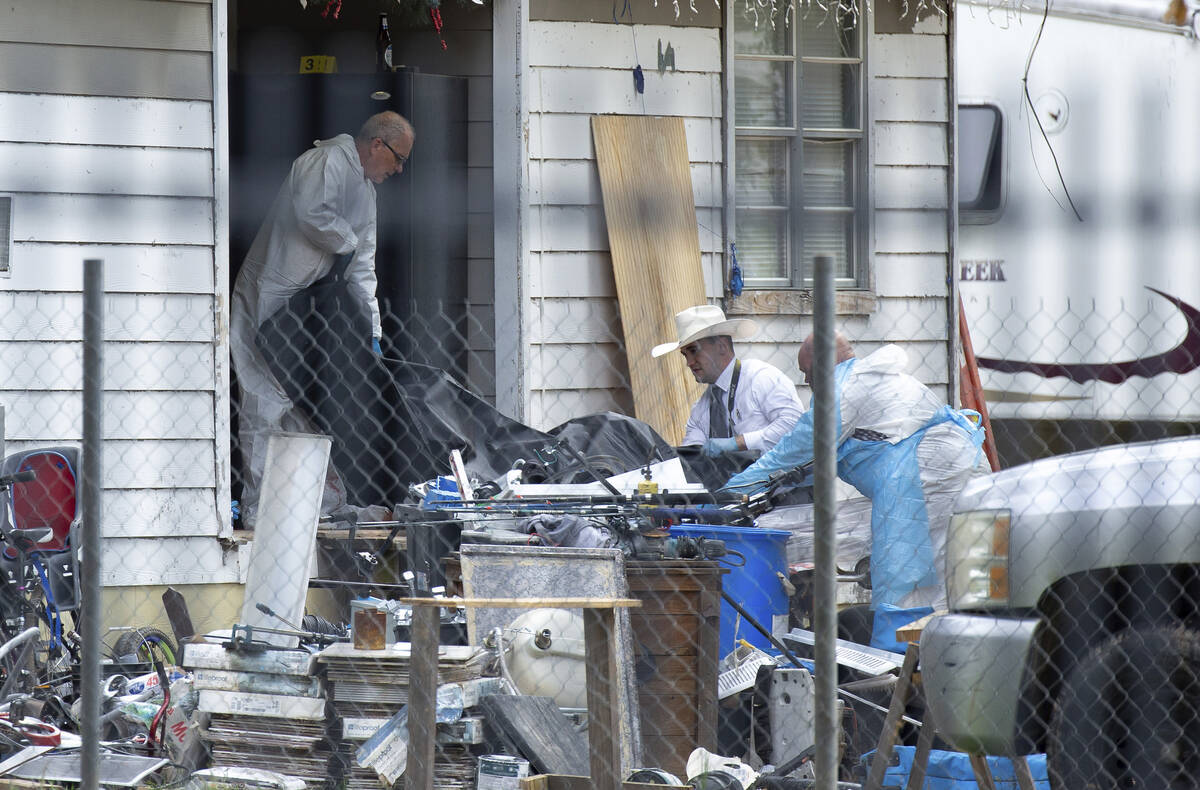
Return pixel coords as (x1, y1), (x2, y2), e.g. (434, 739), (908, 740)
(0, 0), (224, 584)
(738, 17), (953, 397)
(527, 19), (724, 431)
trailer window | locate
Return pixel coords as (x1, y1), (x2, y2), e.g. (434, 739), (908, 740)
(959, 104), (1004, 221)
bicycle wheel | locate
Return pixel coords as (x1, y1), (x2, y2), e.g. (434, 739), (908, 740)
(112, 627), (179, 666)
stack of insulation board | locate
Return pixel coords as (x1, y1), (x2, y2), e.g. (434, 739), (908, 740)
(316, 642), (492, 789)
(185, 642), (337, 788)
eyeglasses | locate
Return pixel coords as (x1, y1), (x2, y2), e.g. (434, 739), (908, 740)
(378, 137), (409, 169)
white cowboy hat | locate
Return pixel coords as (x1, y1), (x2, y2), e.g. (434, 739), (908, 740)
(651, 305), (759, 358)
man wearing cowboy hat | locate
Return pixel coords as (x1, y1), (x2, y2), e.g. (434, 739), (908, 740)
(653, 305), (804, 457)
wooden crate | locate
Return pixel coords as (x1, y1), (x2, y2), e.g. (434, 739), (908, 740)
(626, 560), (724, 778)
(445, 555), (723, 778)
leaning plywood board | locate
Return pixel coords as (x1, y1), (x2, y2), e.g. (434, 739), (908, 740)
(592, 115), (706, 445)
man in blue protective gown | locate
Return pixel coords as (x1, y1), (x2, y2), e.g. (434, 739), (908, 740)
(724, 332), (990, 651)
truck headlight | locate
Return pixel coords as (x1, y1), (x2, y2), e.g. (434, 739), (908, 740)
(946, 508), (1010, 610)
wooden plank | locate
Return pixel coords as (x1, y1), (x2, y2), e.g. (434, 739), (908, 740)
(864, 643), (920, 790)
(10, 194), (214, 246)
(529, 21), (721, 71)
(583, 607), (624, 790)
(0, 293), (214, 342)
(536, 70), (718, 116)
(592, 115), (707, 445)
(872, 77), (949, 123)
(0, 392), (215, 440)
(630, 613), (700, 656)
(0, 341), (214, 391)
(894, 612), (937, 644)
(479, 695), (590, 775)
(531, 113), (721, 162)
(3, 244), (215, 294)
(638, 694), (697, 735)
(0, 42), (212, 100)
(0, 0), (212, 51)
(0, 95), (213, 148)
(0, 143), (213, 198)
(406, 602), (439, 790)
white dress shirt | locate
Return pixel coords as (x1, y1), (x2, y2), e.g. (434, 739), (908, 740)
(682, 357), (804, 452)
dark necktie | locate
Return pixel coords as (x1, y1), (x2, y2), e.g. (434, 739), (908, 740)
(709, 385), (732, 439)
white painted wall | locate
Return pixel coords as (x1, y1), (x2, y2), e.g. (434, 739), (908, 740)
(0, 0), (234, 586)
(525, 20), (726, 430)
(521, 7), (955, 430)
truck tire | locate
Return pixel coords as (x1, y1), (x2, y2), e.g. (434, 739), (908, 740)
(1046, 626), (1200, 789)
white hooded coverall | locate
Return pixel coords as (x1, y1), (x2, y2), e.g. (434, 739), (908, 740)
(230, 134), (384, 523)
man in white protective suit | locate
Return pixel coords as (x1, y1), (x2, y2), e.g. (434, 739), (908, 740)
(230, 111), (415, 527)
(724, 332), (991, 651)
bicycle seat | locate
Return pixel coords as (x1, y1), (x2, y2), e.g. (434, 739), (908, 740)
(2, 528), (55, 556)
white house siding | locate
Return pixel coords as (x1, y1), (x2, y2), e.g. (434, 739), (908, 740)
(526, 18), (726, 430)
(0, 0), (234, 586)
(732, 7), (955, 406)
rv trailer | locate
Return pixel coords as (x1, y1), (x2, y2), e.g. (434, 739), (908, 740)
(956, 0), (1200, 462)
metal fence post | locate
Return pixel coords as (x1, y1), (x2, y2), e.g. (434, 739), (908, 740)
(811, 254), (839, 789)
(81, 259), (104, 790)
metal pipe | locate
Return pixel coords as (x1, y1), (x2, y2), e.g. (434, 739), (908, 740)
(81, 259), (104, 790)
(0, 628), (40, 664)
(811, 254), (839, 789)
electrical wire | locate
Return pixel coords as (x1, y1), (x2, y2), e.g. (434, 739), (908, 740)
(1023, 0), (1084, 221)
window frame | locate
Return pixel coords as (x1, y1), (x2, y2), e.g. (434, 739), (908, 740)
(726, 5), (871, 292)
(958, 101), (1007, 225)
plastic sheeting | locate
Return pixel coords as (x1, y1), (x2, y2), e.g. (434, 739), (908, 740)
(253, 269), (701, 511)
(725, 346), (988, 648)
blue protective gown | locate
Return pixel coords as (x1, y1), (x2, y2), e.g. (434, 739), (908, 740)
(725, 345), (987, 650)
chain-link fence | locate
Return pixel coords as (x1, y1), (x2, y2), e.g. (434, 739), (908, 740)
(1, 283), (1198, 789)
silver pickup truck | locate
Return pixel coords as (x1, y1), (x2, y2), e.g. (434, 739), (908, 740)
(919, 436), (1200, 788)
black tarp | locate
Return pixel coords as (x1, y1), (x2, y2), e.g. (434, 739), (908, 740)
(253, 261), (731, 511)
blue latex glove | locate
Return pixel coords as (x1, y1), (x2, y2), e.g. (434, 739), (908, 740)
(702, 437), (739, 458)
(371, 337), (382, 355)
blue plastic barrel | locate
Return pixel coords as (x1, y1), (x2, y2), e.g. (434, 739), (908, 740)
(668, 524), (790, 657)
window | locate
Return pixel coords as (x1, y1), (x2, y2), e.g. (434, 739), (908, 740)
(958, 103), (1005, 222)
(733, 8), (867, 289)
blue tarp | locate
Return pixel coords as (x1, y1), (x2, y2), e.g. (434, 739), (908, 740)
(862, 746), (1051, 790)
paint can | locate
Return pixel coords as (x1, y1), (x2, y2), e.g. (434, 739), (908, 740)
(475, 754), (530, 789)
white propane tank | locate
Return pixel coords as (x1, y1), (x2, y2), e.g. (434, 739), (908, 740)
(503, 607), (587, 708)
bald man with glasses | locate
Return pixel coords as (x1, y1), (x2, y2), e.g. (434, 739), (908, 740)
(230, 110), (414, 527)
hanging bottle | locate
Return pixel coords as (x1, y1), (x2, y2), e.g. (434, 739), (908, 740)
(376, 13), (393, 72)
